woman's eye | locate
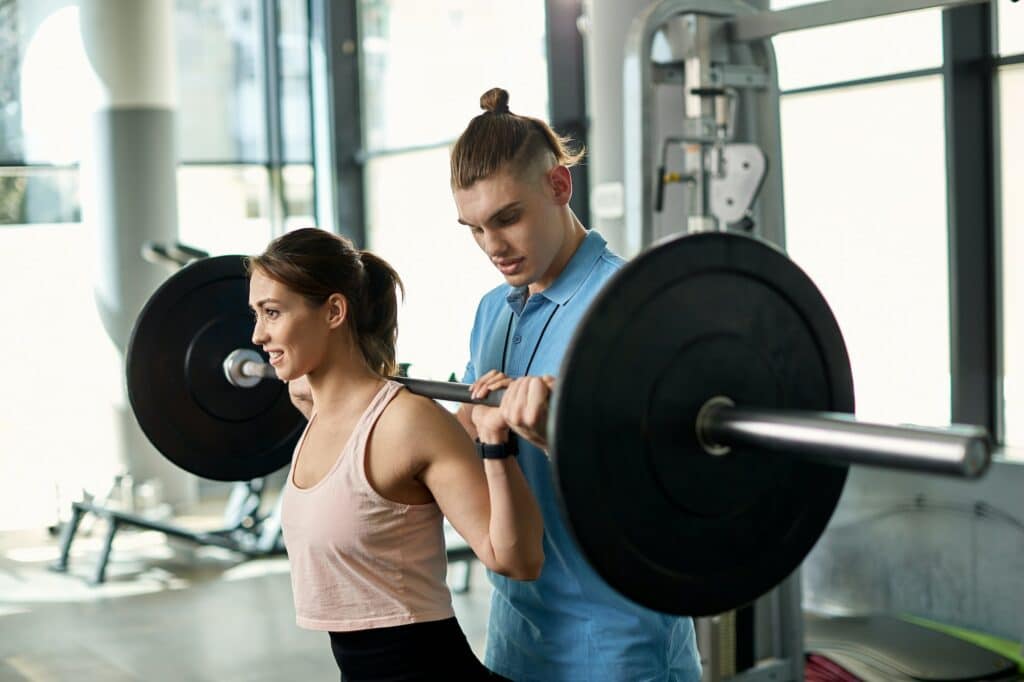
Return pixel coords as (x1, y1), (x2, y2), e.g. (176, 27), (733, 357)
(266, 309), (279, 319)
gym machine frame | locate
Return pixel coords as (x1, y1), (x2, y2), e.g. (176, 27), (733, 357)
(623, 0), (998, 680)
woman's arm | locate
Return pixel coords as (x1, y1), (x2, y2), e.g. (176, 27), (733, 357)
(468, 402), (545, 580)
(381, 394), (544, 580)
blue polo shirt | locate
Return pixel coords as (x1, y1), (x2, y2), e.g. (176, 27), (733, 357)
(463, 230), (701, 681)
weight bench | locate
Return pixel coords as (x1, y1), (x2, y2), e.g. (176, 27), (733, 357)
(50, 479), (284, 584)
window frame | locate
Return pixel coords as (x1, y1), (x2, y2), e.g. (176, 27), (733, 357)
(0, 0), (315, 237)
(774, 4), (1010, 447)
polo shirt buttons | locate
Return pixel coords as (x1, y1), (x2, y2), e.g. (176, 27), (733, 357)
(512, 335), (522, 344)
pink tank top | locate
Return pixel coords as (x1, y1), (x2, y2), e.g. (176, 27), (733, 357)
(281, 380), (455, 632)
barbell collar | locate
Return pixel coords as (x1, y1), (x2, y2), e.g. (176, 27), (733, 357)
(222, 348), (267, 388)
(700, 403), (991, 479)
(241, 359), (274, 380)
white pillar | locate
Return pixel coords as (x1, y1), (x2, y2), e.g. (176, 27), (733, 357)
(79, 0), (196, 506)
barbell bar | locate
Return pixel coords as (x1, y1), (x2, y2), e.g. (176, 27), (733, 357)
(223, 352), (989, 479)
(698, 401), (989, 478)
(223, 349), (508, 407)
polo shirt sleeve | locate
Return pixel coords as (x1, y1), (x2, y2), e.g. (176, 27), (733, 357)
(462, 300), (483, 384)
(461, 359), (476, 385)
(463, 284), (508, 385)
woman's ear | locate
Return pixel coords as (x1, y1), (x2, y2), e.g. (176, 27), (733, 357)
(326, 293), (348, 330)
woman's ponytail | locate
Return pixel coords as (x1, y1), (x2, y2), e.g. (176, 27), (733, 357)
(355, 250), (404, 376)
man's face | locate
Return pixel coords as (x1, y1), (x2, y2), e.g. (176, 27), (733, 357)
(454, 166), (566, 291)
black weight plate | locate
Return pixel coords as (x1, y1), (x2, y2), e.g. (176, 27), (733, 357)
(552, 231), (854, 616)
(127, 255), (304, 481)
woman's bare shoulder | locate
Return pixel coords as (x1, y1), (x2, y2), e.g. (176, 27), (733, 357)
(375, 388), (472, 457)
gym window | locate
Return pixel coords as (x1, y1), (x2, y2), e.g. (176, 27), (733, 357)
(0, 0), (314, 240)
(998, 63), (1024, 451)
(771, 6), (951, 427)
(358, 0), (550, 381)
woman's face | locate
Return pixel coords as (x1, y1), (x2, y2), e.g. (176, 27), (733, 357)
(249, 269), (334, 381)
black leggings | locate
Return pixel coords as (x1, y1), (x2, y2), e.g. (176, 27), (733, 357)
(328, 617), (509, 681)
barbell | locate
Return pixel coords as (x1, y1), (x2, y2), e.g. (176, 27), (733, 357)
(125, 231), (991, 616)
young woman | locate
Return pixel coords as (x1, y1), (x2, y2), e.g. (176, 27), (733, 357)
(247, 227), (543, 681)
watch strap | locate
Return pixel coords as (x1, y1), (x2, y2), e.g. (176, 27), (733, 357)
(475, 437), (518, 459)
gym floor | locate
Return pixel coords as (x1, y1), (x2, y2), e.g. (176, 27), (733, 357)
(0, 510), (492, 681)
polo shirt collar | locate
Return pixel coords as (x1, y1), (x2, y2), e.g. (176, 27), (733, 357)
(504, 230), (607, 312)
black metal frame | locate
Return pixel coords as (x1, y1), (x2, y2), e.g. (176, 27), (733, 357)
(308, 0), (366, 244)
(50, 481), (283, 585)
(261, 0), (287, 231)
(545, 0), (590, 226)
(354, 140), (455, 164)
(780, 67), (945, 97)
(997, 53), (1024, 67)
(943, 4), (1000, 437)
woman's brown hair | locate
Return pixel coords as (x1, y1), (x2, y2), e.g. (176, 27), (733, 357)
(450, 87), (584, 190)
(247, 228), (404, 376)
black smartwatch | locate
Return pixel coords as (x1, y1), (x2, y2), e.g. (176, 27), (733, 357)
(475, 437), (519, 460)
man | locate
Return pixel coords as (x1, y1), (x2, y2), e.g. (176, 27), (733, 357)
(451, 87), (701, 681)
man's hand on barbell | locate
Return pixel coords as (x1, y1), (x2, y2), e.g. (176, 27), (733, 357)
(469, 369), (511, 402)
(468, 372), (556, 451)
(501, 375), (556, 451)
(469, 370), (514, 442)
